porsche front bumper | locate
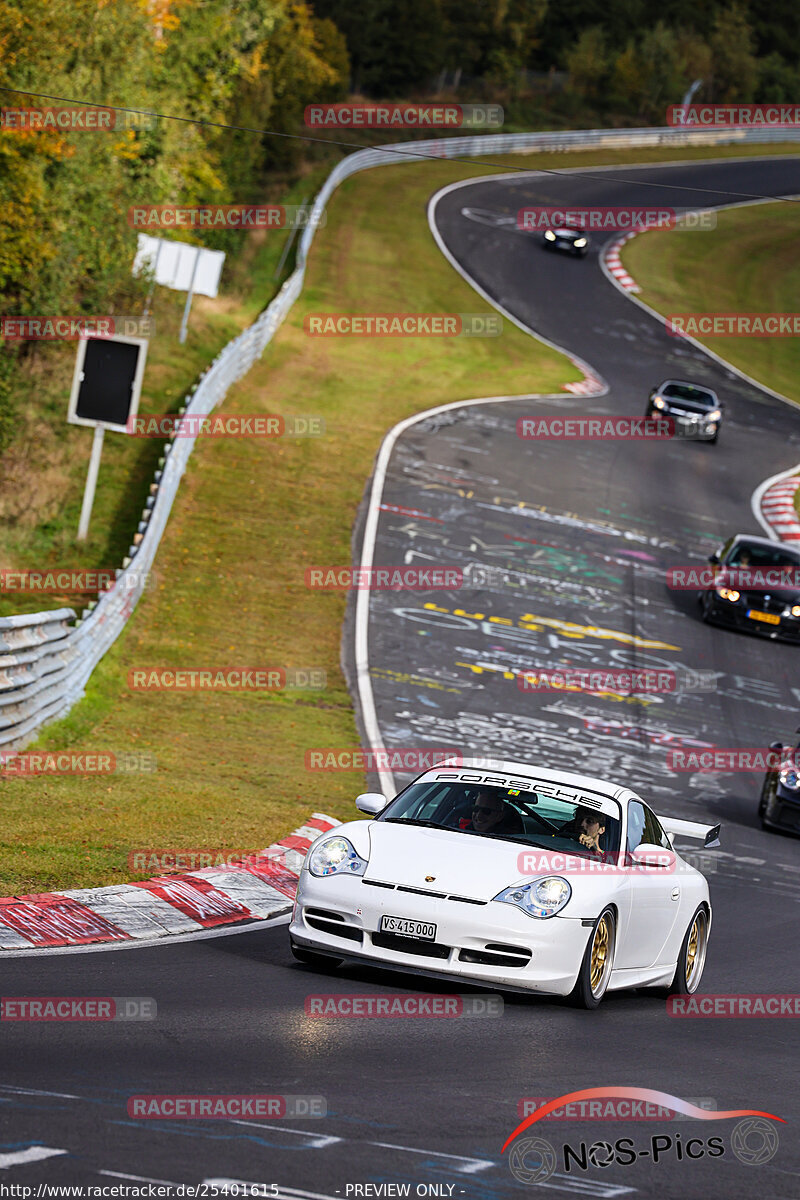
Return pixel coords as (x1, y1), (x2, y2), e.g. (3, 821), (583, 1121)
(289, 871), (594, 996)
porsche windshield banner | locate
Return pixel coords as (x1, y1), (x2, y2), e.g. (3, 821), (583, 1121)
(428, 769), (621, 818)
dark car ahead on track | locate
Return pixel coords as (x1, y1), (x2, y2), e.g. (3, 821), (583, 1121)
(646, 379), (723, 442)
(759, 729), (800, 834)
(698, 534), (800, 642)
(542, 225), (589, 257)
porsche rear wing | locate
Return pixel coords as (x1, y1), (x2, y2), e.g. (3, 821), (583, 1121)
(659, 816), (721, 848)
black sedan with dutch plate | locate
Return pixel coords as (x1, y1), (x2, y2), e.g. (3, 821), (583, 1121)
(698, 534), (800, 642)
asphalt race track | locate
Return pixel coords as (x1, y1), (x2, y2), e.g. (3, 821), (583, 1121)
(4, 156), (800, 1199)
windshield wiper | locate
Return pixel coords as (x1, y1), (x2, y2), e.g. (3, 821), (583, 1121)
(382, 817), (448, 830)
(462, 831), (555, 849)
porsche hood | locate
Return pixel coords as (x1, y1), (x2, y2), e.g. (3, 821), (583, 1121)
(358, 820), (624, 909)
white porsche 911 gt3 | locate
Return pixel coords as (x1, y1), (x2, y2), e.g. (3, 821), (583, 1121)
(289, 759), (719, 1008)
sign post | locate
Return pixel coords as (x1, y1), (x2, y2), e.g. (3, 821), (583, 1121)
(77, 426), (106, 541)
(178, 245), (202, 344)
(67, 334), (149, 541)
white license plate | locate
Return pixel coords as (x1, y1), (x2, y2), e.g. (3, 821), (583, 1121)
(380, 916), (437, 940)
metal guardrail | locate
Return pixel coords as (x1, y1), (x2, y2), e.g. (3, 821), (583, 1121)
(2, 123), (799, 751)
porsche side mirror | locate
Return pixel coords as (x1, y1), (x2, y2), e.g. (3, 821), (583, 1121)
(355, 792), (388, 815)
(708, 551), (721, 564)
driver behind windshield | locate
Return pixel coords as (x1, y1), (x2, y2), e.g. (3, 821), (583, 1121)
(559, 805), (606, 855)
(458, 789), (523, 836)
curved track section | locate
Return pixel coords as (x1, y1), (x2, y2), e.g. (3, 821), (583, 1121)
(357, 157), (800, 818)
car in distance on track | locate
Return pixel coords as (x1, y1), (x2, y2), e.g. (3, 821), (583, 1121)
(541, 224), (589, 256)
(759, 728), (800, 834)
(646, 380), (723, 442)
(289, 760), (719, 1009)
(698, 534), (800, 642)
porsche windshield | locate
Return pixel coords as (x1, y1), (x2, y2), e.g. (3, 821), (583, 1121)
(380, 781), (622, 856)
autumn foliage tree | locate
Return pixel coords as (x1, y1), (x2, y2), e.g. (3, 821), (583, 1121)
(0, 0), (348, 449)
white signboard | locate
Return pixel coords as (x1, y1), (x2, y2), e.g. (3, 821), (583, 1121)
(133, 235), (225, 298)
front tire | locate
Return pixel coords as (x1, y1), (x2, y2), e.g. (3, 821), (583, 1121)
(570, 908), (616, 1009)
(668, 907), (709, 995)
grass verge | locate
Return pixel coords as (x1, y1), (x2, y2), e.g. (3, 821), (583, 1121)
(621, 200), (800, 406)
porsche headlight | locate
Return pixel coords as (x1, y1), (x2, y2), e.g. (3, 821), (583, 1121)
(790, 605), (800, 618)
(652, 396), (666, 410)
(307, 836), (367, 878)
(544, 230), (556, 241)
(494, 876), (571, 919)
(716, 587), (740, 602)
(705, 409), (722, 422)
(779, 767), (800, 790)
(573, 237), (587, 248)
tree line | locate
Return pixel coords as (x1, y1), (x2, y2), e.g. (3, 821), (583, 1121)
(312, 0), (800, 107)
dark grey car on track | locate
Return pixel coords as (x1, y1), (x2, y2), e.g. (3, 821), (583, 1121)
(541, 225), (589, 256)
(759, 728), (800, 834)
(646, 379), (723, 442)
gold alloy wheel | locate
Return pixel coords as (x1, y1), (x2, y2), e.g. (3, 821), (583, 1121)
(685, 912), (706, 988)
(590, 914), (611, 994)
